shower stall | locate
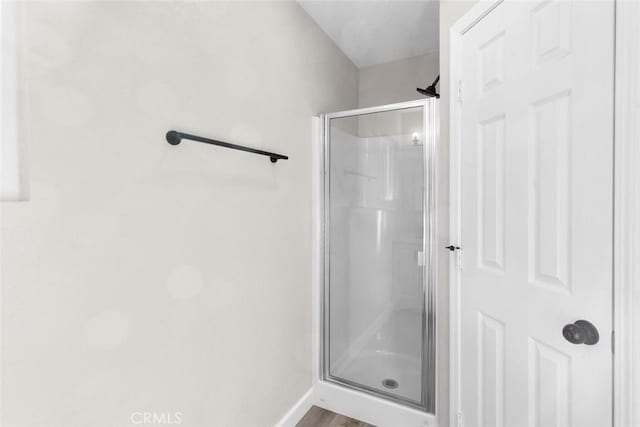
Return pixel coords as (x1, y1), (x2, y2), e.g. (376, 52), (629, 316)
(320, 99), (437, 414)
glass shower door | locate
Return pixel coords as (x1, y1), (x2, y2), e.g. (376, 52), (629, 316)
(322, 100), (435, 412)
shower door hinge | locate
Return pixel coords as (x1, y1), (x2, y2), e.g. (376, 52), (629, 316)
(457, 411), (463, 427)
(457, 80), (463, 103)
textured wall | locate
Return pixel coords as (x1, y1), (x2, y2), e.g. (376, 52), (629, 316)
(0, 2), (358, 426)
(358, 53), (439, 108)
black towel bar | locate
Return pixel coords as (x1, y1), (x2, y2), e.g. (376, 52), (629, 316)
(166, 130), (288, 163)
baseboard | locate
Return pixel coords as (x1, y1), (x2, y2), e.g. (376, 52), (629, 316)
(274, 387), (316, 427)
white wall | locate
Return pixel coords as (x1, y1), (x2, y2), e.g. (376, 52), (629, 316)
(0, 2), (24, 201)
(358, 53), (439, 108)
(0, 2), (358, 426)
(437, 2), (477, 426)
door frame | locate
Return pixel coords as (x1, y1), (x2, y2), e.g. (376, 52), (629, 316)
(448, 1), (640, 426)
(612, 1), (640, 425)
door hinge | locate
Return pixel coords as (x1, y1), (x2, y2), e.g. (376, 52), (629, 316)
(445, 245), (462, 271)
(457, 80), (463, 102)
(612, 330), (615, 354)
(457, 411), (463, 427)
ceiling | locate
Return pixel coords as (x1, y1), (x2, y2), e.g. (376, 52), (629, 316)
(297, 0), (439, 68)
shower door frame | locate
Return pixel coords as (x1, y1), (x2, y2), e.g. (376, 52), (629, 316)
(320, 99), (438, 413)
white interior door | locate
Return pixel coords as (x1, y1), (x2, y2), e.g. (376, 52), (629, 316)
(455, 1), (614, 426)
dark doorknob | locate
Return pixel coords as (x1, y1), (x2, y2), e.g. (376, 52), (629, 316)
(562, 320), (599, 345)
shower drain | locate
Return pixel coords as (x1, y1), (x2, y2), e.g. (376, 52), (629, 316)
(382, 378), (399, 389)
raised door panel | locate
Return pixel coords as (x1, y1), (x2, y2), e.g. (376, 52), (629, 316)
(528, 339), (571, 427)
(528, 91), (571, 293)
(477, 313), (506, 427)
(477, 115), (506, 273)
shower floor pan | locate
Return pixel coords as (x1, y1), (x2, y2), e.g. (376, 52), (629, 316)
(329, 307), (423, 404)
